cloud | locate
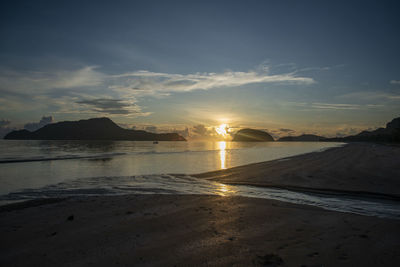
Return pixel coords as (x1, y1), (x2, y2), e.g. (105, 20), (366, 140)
(110, 69), (315, 94)
(334, 126), (379, 138)
(267, 128), (298, 139)
(0, 119), (15, 138)
(77, 98), (151, 116)
(0, 66), (104, 94)
(310, 103), (367, 110)
(174, 128), (190, 138)
(191, 124), (211, 136)
(279, 128), (295, 133)
(24, 116), (54, 131)
(1, 65), (314, 95)
(188, 124), (227, 140)
(339, 91), (400, 101)
(48, 66), (103, 89)
(0, 64), (315, 118)
(287, 102), (382, 110)
(0, 119), (11, 127)
(144, 126), (157, 133)
(390, 80), (400, 85)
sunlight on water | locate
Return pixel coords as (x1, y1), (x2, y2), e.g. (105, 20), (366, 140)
(2, 174), (399, 219)
(0, 140), (343, 195)
(215, 183), (237, 196)
(218, 141), (226, 169)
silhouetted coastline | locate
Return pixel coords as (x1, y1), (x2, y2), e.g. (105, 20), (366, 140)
(278, 117), (400, 143)
(232, 128), (274, 142)
(4, 117), (186, 141)
(278, 134), (326, 141)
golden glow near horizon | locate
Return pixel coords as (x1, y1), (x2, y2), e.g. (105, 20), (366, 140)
(215, 123), (229, 139)
(218, 141), (226, 169)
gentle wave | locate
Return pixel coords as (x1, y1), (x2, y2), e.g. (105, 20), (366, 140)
(1, 174), (399, 219)
(0, 147), (247, 164)
(0, 152), (127, 163)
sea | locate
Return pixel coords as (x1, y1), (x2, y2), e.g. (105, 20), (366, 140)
(1, 140), (399, 219)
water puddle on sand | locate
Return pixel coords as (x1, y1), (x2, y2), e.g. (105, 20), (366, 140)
(1, 174), (399, 220)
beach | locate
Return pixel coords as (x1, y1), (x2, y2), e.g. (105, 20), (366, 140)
(1, 143), (400, 266)
(196, 142), (400, 198)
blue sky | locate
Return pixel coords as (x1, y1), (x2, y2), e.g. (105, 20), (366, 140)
(0, 0), (399, 138)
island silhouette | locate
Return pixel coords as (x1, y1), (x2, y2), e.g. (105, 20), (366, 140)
(4, 117), (400, 143)
(232, 128), (274, 142)
(326, 117), (400, 143)
(4, 117), (186, 141)
(278, 134), (326, 141)
(277, 117), (400, 143)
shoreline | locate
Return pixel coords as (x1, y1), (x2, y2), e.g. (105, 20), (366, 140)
(195, 142), (400, 198)
(218, 182), (400, 201)
(1, 142), (400, 265)
(1, 142), (399, 210)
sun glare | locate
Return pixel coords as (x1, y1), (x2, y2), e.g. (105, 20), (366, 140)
(215, 124), (229, 138)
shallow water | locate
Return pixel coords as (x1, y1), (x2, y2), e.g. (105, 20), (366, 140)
(2, 174), (399, 220)
(3, 140), (398, 219)
(0, 140), (342, 195)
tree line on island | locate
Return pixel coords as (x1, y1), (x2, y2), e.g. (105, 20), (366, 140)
(4, 117), (400, 143)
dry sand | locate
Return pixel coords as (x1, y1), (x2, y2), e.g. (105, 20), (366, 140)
(1, 142), (399, 266)
(1, 195), (399, 267)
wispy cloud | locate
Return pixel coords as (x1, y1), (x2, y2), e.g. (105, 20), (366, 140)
(0, 66), (103, 93)
(109, 69), (315, 94)
(287, 102), (382, 110)
(279, 128), (295, 133)
(0, 66), (314, 95)
(310, 103), (378, 110)
(0, 64), (316, 118)
(77, 98), (150, 116)
(338, 91), (400, 101)
(390, 80), (400, 85)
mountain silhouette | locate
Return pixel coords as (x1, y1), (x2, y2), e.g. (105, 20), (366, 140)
(327, 117), (400, 142)
(278, 134), (326, 141)
(4, 117), (186, 141)
(232, 128), (274, 142)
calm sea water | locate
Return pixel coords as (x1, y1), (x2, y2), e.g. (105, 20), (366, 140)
(1, 140), (399, 219)
(0, 140), (341, 195)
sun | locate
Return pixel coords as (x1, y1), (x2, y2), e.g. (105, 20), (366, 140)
(215, 124), (229, 138)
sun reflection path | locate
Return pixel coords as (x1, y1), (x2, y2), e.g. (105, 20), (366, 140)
(215, 183), (237, 196)
(218, 141), (226, 169)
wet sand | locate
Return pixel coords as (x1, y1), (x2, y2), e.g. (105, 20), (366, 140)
(196, 142), (400, 198)
(1, 142), (400, 266)
(1, 194), (400, 266)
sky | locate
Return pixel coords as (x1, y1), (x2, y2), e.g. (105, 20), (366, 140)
(0, 0), (399, 139)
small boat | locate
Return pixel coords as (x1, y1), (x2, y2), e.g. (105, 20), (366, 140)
(153, 141), (159, 144)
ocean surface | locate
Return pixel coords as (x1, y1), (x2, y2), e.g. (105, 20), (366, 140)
(1, 140), (399, 219)
(0, 140), (342, 195)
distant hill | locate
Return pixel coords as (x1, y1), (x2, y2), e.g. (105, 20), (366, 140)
(4, 117), (186, 141)
(278, 134), (327, 142)
(327, 117), (400, 143)
(232, 128), (274, 142)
